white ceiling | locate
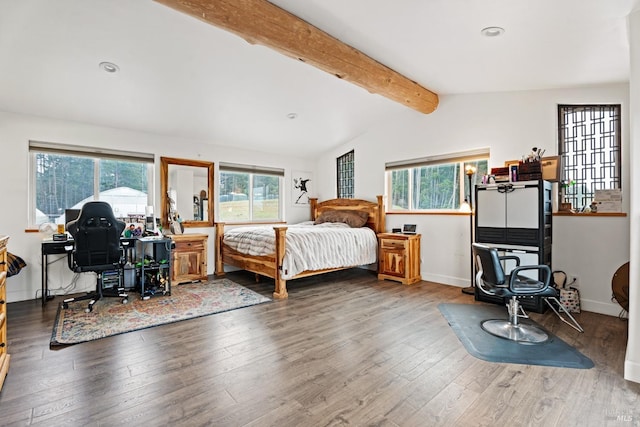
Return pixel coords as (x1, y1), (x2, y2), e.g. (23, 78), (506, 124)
(0, 0), (637, 157)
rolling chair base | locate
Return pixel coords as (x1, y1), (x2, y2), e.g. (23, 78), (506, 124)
(63, 289), (128, 312)
(481, 319), (549, 343)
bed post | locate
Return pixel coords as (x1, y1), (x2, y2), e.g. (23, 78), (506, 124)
(273, 226), (288, 299)
(377, 195), (386, 233)
(214, 222), (225, 276)
(309, 198), (318, 221)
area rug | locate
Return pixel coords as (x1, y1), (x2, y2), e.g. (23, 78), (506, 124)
(51, 278), (270, 346)
(438, 303), (594, 369)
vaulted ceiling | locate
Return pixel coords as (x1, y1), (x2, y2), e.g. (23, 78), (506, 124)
(0, 0), (637, 157)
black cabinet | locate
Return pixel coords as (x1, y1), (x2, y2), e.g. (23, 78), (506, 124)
(474, 180), (552, 312)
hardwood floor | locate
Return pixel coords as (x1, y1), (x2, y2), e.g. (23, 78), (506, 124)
(1, 269), (638, 426)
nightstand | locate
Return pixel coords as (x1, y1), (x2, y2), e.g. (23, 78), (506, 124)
(377, 233), (421, 285)
(171, 233), (208, 284)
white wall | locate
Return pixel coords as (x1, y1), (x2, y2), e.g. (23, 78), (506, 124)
(625, 7), (640, 384)
(315, 84), (631, 318)
(0, 111), (314, 302)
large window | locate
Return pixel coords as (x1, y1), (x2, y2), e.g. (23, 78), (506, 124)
(337, 150), (354, 198)
(29, 141), (154, 226)
(386, 150), (489, 211)
(558, 105), (621, 211)
(218, 163), (284, 222)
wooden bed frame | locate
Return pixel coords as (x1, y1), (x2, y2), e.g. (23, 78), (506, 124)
(214, 195), (385, 299)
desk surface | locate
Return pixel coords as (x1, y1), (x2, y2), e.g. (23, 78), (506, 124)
(42, 236), (139, 247)
(41, 238), (74, 255)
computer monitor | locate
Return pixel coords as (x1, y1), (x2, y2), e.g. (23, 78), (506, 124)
(64, 208), (81, 228)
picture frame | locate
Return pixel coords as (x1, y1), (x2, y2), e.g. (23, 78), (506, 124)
(291, 171), (313, 206)
(541, 156), (560, 182)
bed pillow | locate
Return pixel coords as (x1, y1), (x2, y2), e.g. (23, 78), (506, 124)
(315, 210), (369, 228)
(7, 252), (27, 277)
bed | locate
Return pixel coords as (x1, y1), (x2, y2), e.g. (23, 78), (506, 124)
(214, 196), (385, 298)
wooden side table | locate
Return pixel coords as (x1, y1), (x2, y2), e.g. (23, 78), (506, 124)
(171, 233), (208, 284)
(377, 233), (421, 285)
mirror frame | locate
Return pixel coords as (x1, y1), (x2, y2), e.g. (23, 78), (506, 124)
(160, 156), (214, 229)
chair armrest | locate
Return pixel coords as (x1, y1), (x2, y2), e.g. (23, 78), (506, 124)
(508, 264), (552, 294)
(498, 255), (520, 266)
(498, 255), (521, 271)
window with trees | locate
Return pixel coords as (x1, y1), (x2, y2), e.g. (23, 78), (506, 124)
(337, 150), (354, 198)
(29, 141), (154, 226)
(385, 150), (489, 211)
(218, 163), (284, 222)
(558, 104), (621, 211)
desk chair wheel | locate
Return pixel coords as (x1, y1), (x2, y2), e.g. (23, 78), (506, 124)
(85, 299), (97, 313)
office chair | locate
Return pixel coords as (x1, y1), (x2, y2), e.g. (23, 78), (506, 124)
(472, 243), (583, 344)
(63, 201), (128, 312)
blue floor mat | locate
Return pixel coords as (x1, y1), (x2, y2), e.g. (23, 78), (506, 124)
(438, 303), (594, 369)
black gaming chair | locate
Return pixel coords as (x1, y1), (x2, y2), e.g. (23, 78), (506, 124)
(64, 201), (128, 312)
(472, 243), (583, 343)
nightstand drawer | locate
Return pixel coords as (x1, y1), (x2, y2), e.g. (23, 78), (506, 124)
(380, 239), (407, 250)
(174, 240), (205, 252)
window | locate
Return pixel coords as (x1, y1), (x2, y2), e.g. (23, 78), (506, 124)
(218, 163), (284, 222)
(337, 150), (354, 198)
(385, 149), (489, 211)
(29, 141), (154, 226)
(558, 105), (621, 211)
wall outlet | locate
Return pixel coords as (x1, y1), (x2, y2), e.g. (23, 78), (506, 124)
(569, 275), (578, 287)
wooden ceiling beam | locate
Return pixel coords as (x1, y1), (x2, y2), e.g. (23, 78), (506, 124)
(154, 0), (439, 114)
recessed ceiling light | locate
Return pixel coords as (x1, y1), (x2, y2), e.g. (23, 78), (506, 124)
(481, 26), (505, 37)
(286, 113), (298, 119)
(99, 61), (120, 73)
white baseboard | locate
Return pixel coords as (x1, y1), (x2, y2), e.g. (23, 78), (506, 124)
(624, 356), (640, 384)
(580, 299), (626, 317)
(420, 272), (468, 288)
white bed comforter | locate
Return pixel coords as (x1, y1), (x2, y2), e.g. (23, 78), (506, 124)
(223, 222), (378, 279)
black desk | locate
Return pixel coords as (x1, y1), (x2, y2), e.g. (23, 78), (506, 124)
(40, 237), (137, 306)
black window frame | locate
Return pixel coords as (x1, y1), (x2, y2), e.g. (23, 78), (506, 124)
(558, 104), (622, 211)
(336, 150), (354, 199)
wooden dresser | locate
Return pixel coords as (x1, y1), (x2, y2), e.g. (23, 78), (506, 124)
(377, 233), (422, 285)
(0, 235), (10, 392)
(171, 233), (208, 284)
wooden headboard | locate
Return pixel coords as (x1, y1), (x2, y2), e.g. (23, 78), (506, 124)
(309, 195), (385, 234)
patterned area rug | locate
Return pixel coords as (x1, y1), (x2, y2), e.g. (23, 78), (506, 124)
(51, 278), (270, 346)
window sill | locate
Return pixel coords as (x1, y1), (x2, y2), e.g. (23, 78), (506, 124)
(553, 211), (627, 217)
(386, 211), (471, 216)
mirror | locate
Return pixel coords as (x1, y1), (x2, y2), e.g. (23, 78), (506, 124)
(160, 157), (214, 229)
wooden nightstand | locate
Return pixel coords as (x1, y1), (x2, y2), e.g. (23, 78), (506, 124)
(377, 233), (421, 285)
(171, 233), (208, 284)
